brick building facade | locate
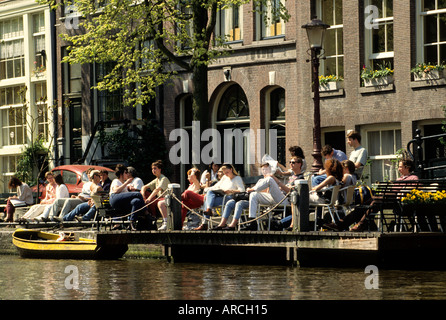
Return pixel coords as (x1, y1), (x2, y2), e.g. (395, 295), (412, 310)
(163, 0), (446, 187)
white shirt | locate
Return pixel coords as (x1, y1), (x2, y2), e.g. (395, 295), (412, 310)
(206, 175), (245, 193)
(110, 179), (129, 195)
(56, 184), (70, 198)
(130, 177), (144, 191)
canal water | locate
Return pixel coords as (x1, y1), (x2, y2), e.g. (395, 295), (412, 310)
(2, 254), (446, 301)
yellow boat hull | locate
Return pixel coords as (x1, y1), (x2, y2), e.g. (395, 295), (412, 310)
(12, 229), (127, 260)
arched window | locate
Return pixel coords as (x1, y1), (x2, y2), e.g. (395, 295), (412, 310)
(217, 84), (249, 122)
(216, 84), (250, 176)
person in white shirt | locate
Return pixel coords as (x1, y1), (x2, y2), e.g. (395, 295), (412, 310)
(347, 131), (368, 179)
(194, 163), (245, 231)
(110, 164), (145, 230)
(47, 167), (95, 221)
(127, 166), (144, 191)
(35, 174), (69, 222)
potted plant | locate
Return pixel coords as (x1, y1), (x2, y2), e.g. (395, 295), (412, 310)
(32, 61), (46, 76)
(411, 62), (445, 81)
(318, 74), (343, 91)
(361, 62), (394, 87)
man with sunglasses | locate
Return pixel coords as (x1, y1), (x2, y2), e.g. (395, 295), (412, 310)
(241, 156), (304, 231)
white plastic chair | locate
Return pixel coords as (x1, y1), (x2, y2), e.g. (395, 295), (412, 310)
(310, 185), (341, 231)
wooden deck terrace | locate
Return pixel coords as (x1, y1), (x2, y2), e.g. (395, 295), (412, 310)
(95, 229), (446, 269)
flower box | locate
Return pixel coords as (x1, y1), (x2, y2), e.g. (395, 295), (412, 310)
(363, 75), (394, 87)
(319, 81), (340, 92)
(413, 70), (443, 81)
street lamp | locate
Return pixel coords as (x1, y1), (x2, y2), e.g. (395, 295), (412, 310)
(302, 18), (329, 173)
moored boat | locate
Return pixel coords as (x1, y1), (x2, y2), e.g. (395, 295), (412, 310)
(12, 229), (128, 260)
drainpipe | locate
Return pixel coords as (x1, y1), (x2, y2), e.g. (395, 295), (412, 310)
(50, 9), (58, 166)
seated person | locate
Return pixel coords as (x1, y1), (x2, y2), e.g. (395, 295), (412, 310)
(110, 164), (145, 230)
(243, 156), (304, 231)
(277, 146), (307, 176)
(200, 162), (221, 188)
(309, 159), (343, 205)
(60, 170), (104, 222)
(157, 168), (202, 230)
(45, 167), (95, 221)
(35, 174), (69, 222)
(312, 145), (347, 187)
(141, 160), (170, 218)
(99, 169), (112, 192)
(194, 163), (245, 231)
(20, 172), (57, 221)
(4, 177), (34, 223)
(127, 166), (144, 192)
(324, 158), (417, 232)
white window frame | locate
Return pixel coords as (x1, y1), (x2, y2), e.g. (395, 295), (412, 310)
(316, 0), (344, 77)
(415, 0), (446, 64)
(363, 124), (402, 184)
(0, 17), (25, 80)
(364, 0), (394, 69)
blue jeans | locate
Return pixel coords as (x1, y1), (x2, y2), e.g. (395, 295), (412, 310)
(109, 192), (145, 221)
(280, 215), (292, 228)
(222, 199), (249, 221)
(63, 202), (90, 221)
(203, 190), (231, 219)
(312, 174), (327, 187)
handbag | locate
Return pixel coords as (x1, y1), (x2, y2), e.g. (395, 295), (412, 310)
(233, 192), (250, 202)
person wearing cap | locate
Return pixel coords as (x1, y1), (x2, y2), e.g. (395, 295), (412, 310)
(241, 156), (304, 231)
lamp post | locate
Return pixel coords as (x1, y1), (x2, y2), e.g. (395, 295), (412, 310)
(301, 18), (329, 173)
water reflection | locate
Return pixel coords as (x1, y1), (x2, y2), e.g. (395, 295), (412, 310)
(1, 255), (446, 300)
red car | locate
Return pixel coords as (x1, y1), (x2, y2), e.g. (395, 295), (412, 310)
(33, 165), (116, 199)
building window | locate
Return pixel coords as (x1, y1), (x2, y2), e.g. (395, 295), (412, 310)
(33, 13), (46, 73)
(35, 83), (49, 141)
(364, 0), (394, 70)
(0, 17), (25, 79)
(1, 155), (19, 192)
(96, 63), (124, 121)
(216, 84), (250, 176)
(267, 87), (286, 166)
(418, 0), (446, 64)
(216, 4), (242, 42)
(177, 3), (193, 49)
(318, 0), (344, 77)
(63, 48), (81, 94)
(259, 0), (285, 39)
(1, 86), (26, 146)
(365, 126), (401, 183)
